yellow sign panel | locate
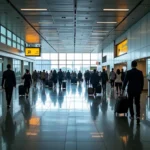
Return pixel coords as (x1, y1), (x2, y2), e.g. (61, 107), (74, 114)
(116, 39), (128, 56)
(25, 47), (41, 56)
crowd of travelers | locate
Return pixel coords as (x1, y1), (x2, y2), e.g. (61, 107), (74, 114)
(1, 60), (144, 124)
(30, 68), (126, 94)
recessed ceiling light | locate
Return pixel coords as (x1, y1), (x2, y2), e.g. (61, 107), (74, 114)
(93, 30), (109, 33)
(39, 22), (53, 24)
(21, 8), (47, 11)
(97, 22), (117, 24)
(103, 8), (129, 11)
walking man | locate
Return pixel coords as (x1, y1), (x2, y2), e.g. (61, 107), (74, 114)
(109, 68), (116, 88)
(1, 64), (16, 109)
(123, 60), (144, 124)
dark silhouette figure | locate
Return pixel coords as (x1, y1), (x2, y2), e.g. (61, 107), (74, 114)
(1, 64), (16, 109)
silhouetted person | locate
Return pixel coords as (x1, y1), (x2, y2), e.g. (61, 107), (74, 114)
(32, 70), (38, 88)
(123, 60), (144, 124)
(121, 68), (125, 82)
(91, 69), (99, 95)
(100, 69), (108, 94)
(58, 69), (64, 88)
(84, 70), (90, 85)
(66, 70), (71, 80)
(1, 64), (16, 109)
(115, 69), (122, 94)
(52, 70), (57, 89)
(22, 69), (32, 98)
(109, 68), (116, 88)
(78, 71), (82, 83)
(1, 111), (16, 150)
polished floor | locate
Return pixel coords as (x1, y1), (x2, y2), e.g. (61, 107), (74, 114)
(0, 81), (150, 150)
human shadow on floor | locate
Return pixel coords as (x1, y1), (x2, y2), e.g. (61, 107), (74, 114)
(115, 117), (143, 150)
(21, 98), (32, 128)
(58, 88), (64, 108)
(1, 111), (16, 150)
(100, 95), (108, 115)
(90, 97), (101, 120)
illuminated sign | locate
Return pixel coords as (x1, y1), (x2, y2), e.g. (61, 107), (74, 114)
(116, 39), (128, 56)
(25, 47), (41, 56)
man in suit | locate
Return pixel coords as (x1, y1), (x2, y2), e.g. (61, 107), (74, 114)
(1, 64), (16, 109)
(123, 60), (144, 124)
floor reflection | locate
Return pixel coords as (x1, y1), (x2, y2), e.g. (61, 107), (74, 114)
(0, 82), (150, 150)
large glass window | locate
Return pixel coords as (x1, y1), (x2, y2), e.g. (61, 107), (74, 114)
(83, 53), (90, 60)
(17, 37), (21, 43)
(1, 36), (6, 44)
(35, 53), (99, 73)
(41, 53), (50, 60)
(13, 59), (21, 83)
(67, 53), (74, 60)
(13, 42), (17, 48)
(51, 53), (58, 60)
(75, 53), (82, 60)
(59, 53), (66, 60)
(91, 54), (97, 60)
(0, 26), (6, 35)
(7, 39), (11, 46)
(59, 61), (66, 65)
(7, 30), (12, 39)
(13, 34), (16, 41)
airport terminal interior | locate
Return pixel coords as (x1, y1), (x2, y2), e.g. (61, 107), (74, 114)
(1, 0), (150, 149)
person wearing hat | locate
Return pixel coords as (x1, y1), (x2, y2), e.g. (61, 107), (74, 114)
(22, 69), (32, 98)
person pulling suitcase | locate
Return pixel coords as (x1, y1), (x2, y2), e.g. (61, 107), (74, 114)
(22, 69), (32, 98)
(122, 60), (144, 124)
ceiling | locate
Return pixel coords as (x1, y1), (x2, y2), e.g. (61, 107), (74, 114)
(0, 0), (150, 53)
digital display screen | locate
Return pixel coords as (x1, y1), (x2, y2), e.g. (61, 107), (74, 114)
(116, 39), (128, 56)
(25, 47), (41, 56)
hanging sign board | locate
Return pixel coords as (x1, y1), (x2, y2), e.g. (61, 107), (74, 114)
(25, 47), (41, 56)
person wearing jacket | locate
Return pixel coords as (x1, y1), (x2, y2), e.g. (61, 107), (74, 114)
(22, 69), (32, 98)
(123, 60), (144, 124)
(78, 71), (82, 83)
(85, 70), (91, 85)
(109, 68), (116, 88)
(66, 70), (71, 81)
(1, 64), (16, 109)
(52, 70), (57, 89)
(115, 69), (122, 94)
(58, 69), (64, 88)
(100, 69), (108, 94)
(32, 70), (38, 88)
(91, 69), (99, 95)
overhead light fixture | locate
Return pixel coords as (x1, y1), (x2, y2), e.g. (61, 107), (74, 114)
(103, 8), (129, 11)
(97, 22), (117, 24)
(21, 8), (47, 11)
(39, 22), (53, 24)
(93, 30), (109, 33)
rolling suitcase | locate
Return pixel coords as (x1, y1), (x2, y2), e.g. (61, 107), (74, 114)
(62, 82), (66, 89)
(115, 96), (129, 116)
(48, 81), (53, 88)
(96, 85), (101, 94)
(19, 85), (25, 96)
(74, 78), (77, 84)
(88, 87), (94, 95)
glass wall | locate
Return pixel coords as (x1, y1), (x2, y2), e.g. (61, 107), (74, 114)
(13, 59), (21, 82)
(35, 53), (98, 73)
(0, 58), (2, 84)
(24, 61), (29, 73)
(0, 25), (25, 51)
